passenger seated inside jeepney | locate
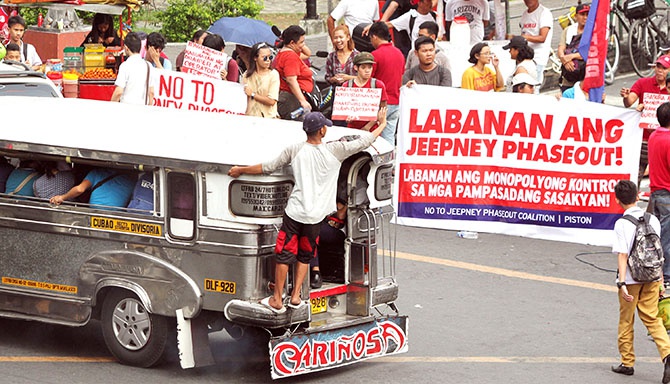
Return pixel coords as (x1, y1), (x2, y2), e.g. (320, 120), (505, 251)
(311, 158), (370, 287)
(33, 161), (75, 200)
(4, 160), (40, 197)
(50, 168), (136, 208)
(0, 157), (14, 193)
(127, 172), (155, 214)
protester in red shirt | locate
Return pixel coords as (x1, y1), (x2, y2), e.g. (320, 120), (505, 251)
(274, 25), (314, 120)
(620, 55), (670, 188)
(369, 21), (405, 145)
(649, 102), (670, 284)
(340, 52), (388, 130)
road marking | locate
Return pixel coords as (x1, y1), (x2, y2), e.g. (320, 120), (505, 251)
(373, 356), (660, 363)
(0, 356), (114, 363)
(395, 251), (617, 293)
(0, 355), (662, 365)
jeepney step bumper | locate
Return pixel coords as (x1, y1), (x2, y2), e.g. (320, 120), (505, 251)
(224, 299), (310, 328)
(269, 315), (409, 379)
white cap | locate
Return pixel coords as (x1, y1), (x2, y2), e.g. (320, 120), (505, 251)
(512, 73), (540, 87)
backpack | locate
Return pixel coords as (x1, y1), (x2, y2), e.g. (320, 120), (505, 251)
(346, 78), (377, 88)
(624, 0), (656, 19)
(409, 11), (437, 35)
(561, 33), (586, 84)
(623, 213), (664, 283)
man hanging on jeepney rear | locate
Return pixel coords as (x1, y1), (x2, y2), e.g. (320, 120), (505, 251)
(228, 110), (387, 313)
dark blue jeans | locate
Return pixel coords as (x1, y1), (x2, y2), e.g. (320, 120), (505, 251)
(651, 190), (670, 280)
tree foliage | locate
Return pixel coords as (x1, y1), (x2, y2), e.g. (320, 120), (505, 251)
(158, 0), (262, 42)
(210, 0), (262, 18)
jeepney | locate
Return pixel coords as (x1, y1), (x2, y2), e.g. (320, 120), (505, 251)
(0, 96), (407, 378)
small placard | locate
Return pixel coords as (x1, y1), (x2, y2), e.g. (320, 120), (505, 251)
(331, 86), (382, 121)
(181, 41), (229, 80)
(640, 93), (670, 130)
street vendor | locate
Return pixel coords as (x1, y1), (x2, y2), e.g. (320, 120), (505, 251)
(81, 13), (121, 47)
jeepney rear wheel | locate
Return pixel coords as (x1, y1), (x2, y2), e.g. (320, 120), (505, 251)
(101, 290), (170, 368)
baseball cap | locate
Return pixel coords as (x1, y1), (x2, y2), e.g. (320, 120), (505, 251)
(576, 3), (590, 14)
(502, 36), (527, 50)
(353, 52), (375, 66)
(512, 73), (540, 86)
(657, 55), (670, 68)
(303, 111), (333, 133)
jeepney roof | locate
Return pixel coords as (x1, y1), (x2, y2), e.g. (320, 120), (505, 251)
(0, 96), (393, 169)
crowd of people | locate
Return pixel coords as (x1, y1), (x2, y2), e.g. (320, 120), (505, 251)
(0, 0), (597, 147)
(0, 0), (572, 145)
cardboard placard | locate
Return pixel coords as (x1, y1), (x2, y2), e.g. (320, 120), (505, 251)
(639, 93), (670, 130)
(181, 41), (229, 80)
(331, 86), (382, 121)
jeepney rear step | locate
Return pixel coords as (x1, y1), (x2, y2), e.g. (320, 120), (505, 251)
(224, 299), (310, 328)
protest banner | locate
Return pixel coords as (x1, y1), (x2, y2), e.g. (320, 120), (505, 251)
(395, 85), (642, 246)
(152, 68), (246, 115)
(181, 41), (229, 79)
(639, 93), (670, 130)
(331, 86), (383, 121)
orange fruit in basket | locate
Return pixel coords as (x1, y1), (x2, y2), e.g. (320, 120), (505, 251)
(80, 68), (116, 79)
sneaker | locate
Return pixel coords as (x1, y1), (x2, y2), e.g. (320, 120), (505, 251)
(664, 356), (670, 383)
(310, 269), (322, 289)
(611, 363), (634, 376)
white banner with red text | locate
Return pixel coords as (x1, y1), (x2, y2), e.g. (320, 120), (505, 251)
(151, 68), (246, 115)
(395, 85), (642, 246)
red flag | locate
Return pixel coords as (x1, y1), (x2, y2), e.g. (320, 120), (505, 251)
(578, 0), (610, 102)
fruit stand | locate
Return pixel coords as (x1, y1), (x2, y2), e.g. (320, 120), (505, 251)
(78, 67), (116, 100)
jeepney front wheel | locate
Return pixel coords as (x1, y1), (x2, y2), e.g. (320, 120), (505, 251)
(101, 290), (170, 368)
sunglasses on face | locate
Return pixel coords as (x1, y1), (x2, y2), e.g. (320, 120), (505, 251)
(260, 55), (274, 61)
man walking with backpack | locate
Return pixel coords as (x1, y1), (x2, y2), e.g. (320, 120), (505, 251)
(649, 102), (670, 287)
(611, 180), (670, 381)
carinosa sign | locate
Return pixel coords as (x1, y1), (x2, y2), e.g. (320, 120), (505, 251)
(269, 316), (408, 379)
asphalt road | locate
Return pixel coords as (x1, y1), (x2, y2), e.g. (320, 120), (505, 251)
(1, 221), (667, 383)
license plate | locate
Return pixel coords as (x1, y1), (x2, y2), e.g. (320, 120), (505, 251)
(311, 296), (327, 314)
(204, 278), (236, 294)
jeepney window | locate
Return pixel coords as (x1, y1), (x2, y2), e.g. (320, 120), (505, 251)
(167, 172), (195, 239)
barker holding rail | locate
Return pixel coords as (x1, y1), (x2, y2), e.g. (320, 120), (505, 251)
(227, 110), (386, 313)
